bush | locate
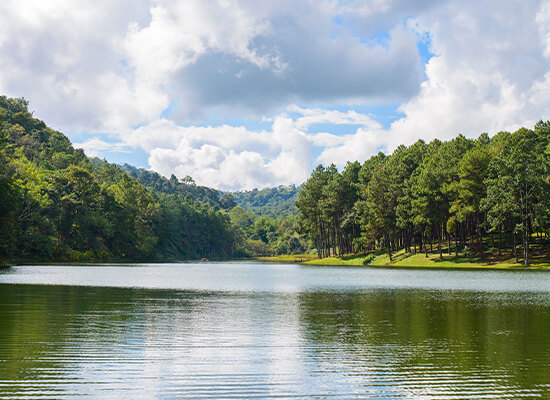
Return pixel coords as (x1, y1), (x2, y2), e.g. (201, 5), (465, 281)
(362, 253), (377, 265)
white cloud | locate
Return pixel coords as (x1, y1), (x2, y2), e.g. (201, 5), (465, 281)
(289, 105), (382, 131)
(123, 112), (314, 190)
(73, 138), (130, 158)
(0, 0), (426, 132)
(117, 105), (388, 190)
(2, 0), (550, 190)
(387, 0), (550, 148)
(0, 0), (159, 133)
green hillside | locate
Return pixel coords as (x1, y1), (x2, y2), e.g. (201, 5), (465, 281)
(230, 185), (300, 218)
(0, 96), (238, 264)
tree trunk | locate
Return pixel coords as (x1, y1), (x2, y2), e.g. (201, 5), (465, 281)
(455, 224), (459, 256)
(438, 223), (443, 259)
(477, 213), (483, 260)
(461, 221), (466, 255)
(523, 219), (529, 267)
(386, 234), (392, 262)
(448, 228), (451, 255)
(513, 230), (518, 263)
(424, 232), (428, 258)
(498, 225), (501, 257)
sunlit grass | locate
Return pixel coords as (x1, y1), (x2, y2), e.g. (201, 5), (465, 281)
(253, 233), (550, 269)
(300, 243), (550, 269)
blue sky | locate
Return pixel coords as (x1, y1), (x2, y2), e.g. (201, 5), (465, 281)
(1, 0), (549, 190)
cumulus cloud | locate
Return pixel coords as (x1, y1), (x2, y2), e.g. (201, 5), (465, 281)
(2, 0), (550, 190)
(387, 0), (550, 147)
(122, 113), (313, 190)
(0, 0), (158, 133)
(289, 105), (382, 131)
(311, 0), (550, 165)
(0, 0), (426, 132)
(117, 105), (390, 190)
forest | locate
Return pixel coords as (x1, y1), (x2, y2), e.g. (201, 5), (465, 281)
(0, 96), (306, 264)
(2, 94), (549, 267)
(296, 123), (550, 266)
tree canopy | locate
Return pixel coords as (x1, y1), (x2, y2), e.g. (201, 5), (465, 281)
(297, 124), (550, 266)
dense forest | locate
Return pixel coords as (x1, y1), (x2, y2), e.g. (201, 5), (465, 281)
(296, 124), (550, 266)
(0, 96), (307, 264)
(119, 164), (306, 256)
(120, 163), (305, 255)
(121, 163), (234, 209)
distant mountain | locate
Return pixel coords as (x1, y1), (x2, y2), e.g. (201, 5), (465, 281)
(120, 164), (301, 218)
(120, 164), (232, 209)
(230, 185), (300, 218)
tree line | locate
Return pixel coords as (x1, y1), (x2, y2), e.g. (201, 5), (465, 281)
(296, 123), (550, 266)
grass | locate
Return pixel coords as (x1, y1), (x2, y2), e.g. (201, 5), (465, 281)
(247, 233), (550, 270)
(263, 235), (550, 270)
(303, 250), (550, 269)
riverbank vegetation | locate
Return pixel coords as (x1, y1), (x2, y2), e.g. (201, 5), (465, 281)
(296, 123), (550, 267)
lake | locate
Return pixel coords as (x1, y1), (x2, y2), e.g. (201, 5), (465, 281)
(1, 262), (550, 399)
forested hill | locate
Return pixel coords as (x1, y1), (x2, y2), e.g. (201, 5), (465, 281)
(230, 185), (300, 218)
(119, 163), (234, 210)
(120, 163), (301, 218)
(0, 96), (239, 264)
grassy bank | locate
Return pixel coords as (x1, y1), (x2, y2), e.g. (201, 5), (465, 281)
(256, 247), (550, 270)
(306, 248), (550, 269)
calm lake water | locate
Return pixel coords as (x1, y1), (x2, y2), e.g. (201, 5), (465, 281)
(1, 262), (550, 399)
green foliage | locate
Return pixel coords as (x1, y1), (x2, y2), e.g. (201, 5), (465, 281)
(0, 96), (242, 263)
(230, 185), (300, 218)
(226, 205), (308, 257)
(121, 165), (226, 209)
(483, 126), (549, 265)
(298, 124), (550, 266)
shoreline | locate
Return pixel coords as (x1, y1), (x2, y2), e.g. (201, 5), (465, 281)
(5, 254), (550, 271)
(252, 253), (550, 270)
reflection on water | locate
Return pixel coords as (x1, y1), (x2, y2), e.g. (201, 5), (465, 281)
(0, 264), (550, 398)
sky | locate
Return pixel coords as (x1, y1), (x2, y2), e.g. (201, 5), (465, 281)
(1, 0), (549, 191)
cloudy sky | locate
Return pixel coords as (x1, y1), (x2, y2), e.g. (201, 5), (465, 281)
(1, 0), (549, 190)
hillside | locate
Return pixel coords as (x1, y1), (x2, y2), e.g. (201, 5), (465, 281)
(230, 185), (300, 218)
(120, 163), (231, 209)
(121, 163), (301, 218)
(0, 96), (238, 264)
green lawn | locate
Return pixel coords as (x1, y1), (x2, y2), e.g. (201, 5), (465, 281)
(250, 235), (550, 270)
(303, 247), (550, 269)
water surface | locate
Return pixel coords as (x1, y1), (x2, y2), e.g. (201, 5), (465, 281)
(1, 263), (550, 399)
